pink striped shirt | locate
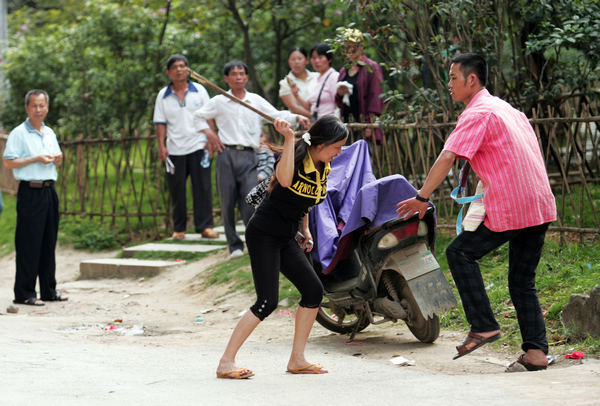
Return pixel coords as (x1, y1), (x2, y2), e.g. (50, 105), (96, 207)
(443, 89), (556, 232)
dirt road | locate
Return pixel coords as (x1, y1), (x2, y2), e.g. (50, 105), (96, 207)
(1, 246), (599, 405)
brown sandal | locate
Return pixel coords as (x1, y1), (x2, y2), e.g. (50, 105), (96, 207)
(453, 331), (501, 360)
(505, 354), (547, 372)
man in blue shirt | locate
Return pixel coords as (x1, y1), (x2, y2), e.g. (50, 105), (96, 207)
(3, 89), (67, 306)
(153, 54), (220, 240)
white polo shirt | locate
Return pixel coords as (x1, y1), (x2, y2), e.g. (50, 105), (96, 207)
(193, 90), (297, 150)
(153, 81), (210, 156)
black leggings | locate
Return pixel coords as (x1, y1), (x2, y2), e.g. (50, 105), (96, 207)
(245, 223), (324, 321)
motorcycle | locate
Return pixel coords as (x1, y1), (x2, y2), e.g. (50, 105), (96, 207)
(310, 178), (457, 343)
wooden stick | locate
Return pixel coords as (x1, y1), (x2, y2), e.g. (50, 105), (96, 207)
(189, 69), (276, 123)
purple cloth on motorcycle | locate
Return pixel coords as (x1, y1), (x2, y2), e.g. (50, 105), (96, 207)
(310, 141), (436, 275)
(309, 140), (376, 271)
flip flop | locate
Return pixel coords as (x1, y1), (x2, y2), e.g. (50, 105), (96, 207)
(453, 331), (501, 360)
(286, 363), (328, 374)
(13, 297), (45, 306)
(505, 354), (547, 372)
(216, 368), (254, 379)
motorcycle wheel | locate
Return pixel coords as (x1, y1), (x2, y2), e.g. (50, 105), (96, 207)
(315, 298), (369, 335)
(397, 275), (440, 343)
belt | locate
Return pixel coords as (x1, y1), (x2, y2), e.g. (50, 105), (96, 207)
(23, 180), (55, 189)
(224, 144), (254, 151)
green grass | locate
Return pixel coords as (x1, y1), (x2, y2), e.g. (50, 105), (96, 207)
(555, 183), (600, 227)
(0, 193), (16, 256)
(203, 253), (301, 304)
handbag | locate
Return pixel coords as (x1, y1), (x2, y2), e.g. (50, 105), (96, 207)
(311, 72), (333, 123)
(245, 177), (271, 208)
(450, 162), (484, 235)
(462, 181), (485, 231)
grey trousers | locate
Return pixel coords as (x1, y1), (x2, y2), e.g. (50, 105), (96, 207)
(216, 148), (257, 253)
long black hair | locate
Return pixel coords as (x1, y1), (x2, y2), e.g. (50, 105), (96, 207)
(269, 115), (348, 192)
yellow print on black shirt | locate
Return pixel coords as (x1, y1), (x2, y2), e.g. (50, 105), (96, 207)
(289, 173), (327, 203)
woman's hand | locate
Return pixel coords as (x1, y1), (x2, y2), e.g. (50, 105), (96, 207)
(290, 82), (299, 97)
(300, 229), (314, 252)
(274, 118), (295, 140)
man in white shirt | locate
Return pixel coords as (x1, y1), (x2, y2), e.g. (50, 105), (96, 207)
(153, 54), (220, 240)
(194, 60), (309, 257)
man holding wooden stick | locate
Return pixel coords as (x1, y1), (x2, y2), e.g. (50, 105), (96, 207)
(194, 60), (309, 258)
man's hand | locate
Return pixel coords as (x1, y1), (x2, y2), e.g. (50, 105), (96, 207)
(38, 154), (55, 165)
(297, 115), (310, 130)
(53, 153), (63, 165)
(158, 145), (169, 162)
(204, 128), (224, 156)
(396, 197), (429, 219)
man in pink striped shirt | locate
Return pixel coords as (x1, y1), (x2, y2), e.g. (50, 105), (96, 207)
(397, 53), (556, 372)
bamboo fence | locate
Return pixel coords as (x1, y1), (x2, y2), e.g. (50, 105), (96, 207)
(1, 113), (598, 240)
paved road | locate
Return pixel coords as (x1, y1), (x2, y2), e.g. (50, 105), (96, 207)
(1, 315), (599, 406)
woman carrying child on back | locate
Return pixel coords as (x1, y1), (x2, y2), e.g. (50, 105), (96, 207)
(216, 115), (348, 379)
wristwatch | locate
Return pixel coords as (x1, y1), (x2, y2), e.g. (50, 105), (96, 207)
(415, 193), (429, 203)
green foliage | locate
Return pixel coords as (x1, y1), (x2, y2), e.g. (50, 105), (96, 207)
(0, 193), (16, 256)
(1, 0), (348, 135)
(59, 217), (121, 250)
(1, 1), (178, 137)
(351, 0), (600, 120)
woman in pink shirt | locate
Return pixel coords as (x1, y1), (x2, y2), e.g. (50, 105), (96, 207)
(397, 53), (556, 373)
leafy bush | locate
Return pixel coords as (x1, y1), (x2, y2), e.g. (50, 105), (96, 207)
(59, 218), (121, 250)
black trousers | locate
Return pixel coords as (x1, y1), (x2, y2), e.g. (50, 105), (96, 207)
(14, 182), (59, 301)
(245, 223), (323, 321)
(446, 222), (550, 353)
(166, 149), (214, 233)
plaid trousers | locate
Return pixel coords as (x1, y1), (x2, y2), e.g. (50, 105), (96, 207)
(446, 222), (550, 354)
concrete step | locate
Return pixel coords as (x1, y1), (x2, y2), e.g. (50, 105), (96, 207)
(79, 258), (185, 279)
(122, 242), (225, 258)
(213, 225), (245, 234)
(169, 233), (244, 243)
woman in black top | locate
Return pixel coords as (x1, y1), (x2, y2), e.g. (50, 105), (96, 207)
(216, 115), (348, 379)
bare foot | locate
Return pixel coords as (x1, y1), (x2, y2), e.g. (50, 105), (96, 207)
(216, 358), (237, 375)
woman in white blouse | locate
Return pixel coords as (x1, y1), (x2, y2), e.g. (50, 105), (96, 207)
(278, 47), (318, 118)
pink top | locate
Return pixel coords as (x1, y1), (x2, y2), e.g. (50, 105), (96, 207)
(307, 67), (339, 118)
(443, 89), (556, 232)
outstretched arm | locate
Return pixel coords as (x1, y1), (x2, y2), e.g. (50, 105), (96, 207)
(396, 150), (456, 219)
